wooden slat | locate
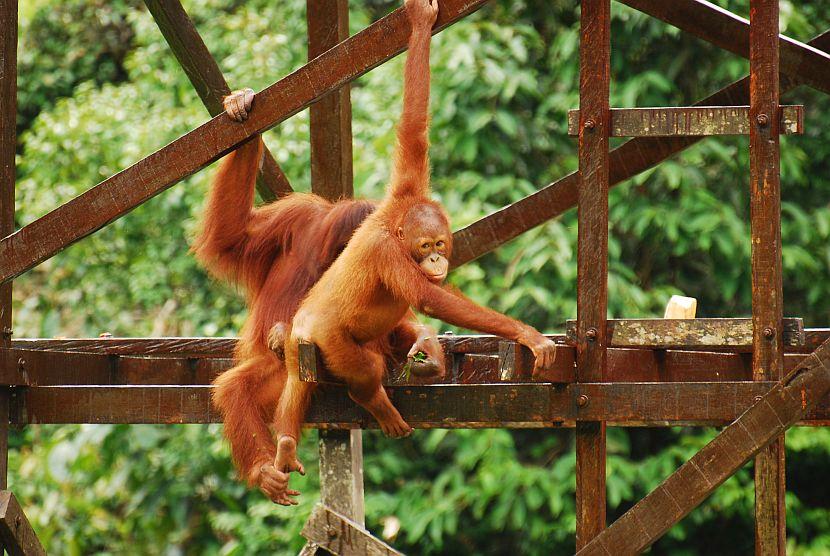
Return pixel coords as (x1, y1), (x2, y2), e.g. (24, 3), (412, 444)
(15, 382), (830, 426)
(11, 336), (237, 356)
(0, 0), (490, 285)
(0, 492), (46, 556)
(565, 318), (804, 349)
(749, 1), (786, 553)
(620, 0), (830, 96)
(11, 330), (830, 356)
(566, 106), (803, 137)
(144, 0), (291, 200)
(0, 342), (812, 386)
(0, 0), (17, 491)
(576, 0), (611, 545)
(497, 341), (534, 381)
(576, 338), (830, 556)
(302, 505), (402, 556)
(449, 28), (830, 269)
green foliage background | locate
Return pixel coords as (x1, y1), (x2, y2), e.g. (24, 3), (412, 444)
(10, 0), (830, 553)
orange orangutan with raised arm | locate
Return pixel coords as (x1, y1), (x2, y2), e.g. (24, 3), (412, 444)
(268, 0), (558, 506)
(192, 9), (445, 504)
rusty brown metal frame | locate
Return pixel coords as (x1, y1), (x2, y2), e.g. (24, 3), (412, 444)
(2, 0), (830, 553)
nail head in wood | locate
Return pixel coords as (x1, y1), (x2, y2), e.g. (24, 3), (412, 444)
(586, 327), (598, 342)
(757, 113), (769, 126)
(577, 394), (590, 407)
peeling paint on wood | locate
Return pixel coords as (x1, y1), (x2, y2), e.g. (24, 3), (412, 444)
(566, 106), (803, 137)
(564, 318), (804, 348)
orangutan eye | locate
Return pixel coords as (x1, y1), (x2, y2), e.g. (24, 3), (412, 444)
(435, 241), (445, 249)
(421, 242), (430, 250)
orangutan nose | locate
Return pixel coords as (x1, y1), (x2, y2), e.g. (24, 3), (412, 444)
(429, 254), (440, 263)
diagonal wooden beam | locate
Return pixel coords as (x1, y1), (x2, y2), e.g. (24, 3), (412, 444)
(576, 337), (830, 556)
(619, 0), (830, 97)
(450, 29), (830, 268)
(302, 504), (402, 555)
(0, 491), (46, 556)
(144, 0), (291, 200)
(0, 0), (491, 285)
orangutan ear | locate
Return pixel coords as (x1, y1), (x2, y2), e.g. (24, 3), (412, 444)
(396, 227), (405, 240)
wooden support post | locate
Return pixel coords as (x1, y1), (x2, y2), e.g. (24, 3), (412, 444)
(0, 0), (18, 492)
(307, 0), (353, 200)
(318, 430), (365, 526)
(576, 336), (830, 555)
(749, 1), (786, 554)
(576, 0), (610, 548)
(303, 4), (366, 554)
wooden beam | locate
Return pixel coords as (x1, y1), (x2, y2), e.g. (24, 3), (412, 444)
(748, 1), (786, 553)
(303, 5), (367, 551)
(0, 492), (46, 556)
(0, 0), (17, 491)
(449, 28), (830, 269)
(564, 318), (804, 349)
(11, 330), (830, 356)
(567, 106), (803, 137)
(4, 338), (828, 387)
(620, 0), (830, 97)
(307, 0), (353, 200)
(576, 0), (611, 546)
(14, 382), (830, 426)
(144, 0), (291, 200)
(302, 505), (401, 556)
(576, 338), (830, 556)
(0, 0), (491, 285)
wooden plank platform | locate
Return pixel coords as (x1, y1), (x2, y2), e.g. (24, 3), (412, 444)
(567, 106), (803, 137)
(5, 332), (830, 387)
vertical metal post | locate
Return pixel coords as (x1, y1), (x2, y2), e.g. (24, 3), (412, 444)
(576, 0), (610, 549)
(749, 1), (785, 554)
(307, 0), (364, 530)
(0, 0), (18, 493)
